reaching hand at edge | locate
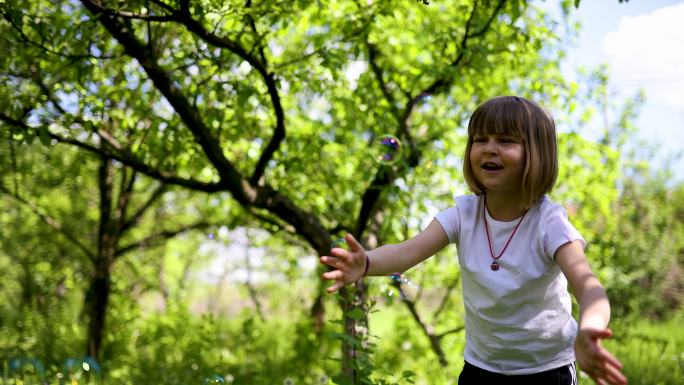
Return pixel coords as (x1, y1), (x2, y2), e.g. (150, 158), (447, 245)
(575, 327), (627, 385)
(319, 234), (367, 293)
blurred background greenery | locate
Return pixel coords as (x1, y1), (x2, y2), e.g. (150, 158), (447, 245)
(1, 0), (682, 384)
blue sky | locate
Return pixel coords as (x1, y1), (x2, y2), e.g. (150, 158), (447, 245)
(559, 0), (684, 182)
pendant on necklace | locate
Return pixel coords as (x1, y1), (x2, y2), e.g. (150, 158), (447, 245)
(490, 261), (500, 271)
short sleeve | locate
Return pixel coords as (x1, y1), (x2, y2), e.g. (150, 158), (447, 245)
(543, 206), (586, 260)
(434, 205), (461, 244)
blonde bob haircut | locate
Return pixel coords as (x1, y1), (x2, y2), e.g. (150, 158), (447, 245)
(462, 96), (558, 210)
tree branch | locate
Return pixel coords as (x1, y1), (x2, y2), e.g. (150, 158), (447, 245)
(0, 112), (224, 192)
(119, 183), (168, 236)
(116, 221), (212, 256)
(114, 166), (134, 230)
(0, 182), (95, 263)
(97, 156), (117, 263)
(433, 273), (461, 321)
(175, 4), (262, 71)
(436, 326), (465, 340)
(417, 0), (506, 97)
(1, 7), (118, 60)
(398, 297), (449, 367)
(354, 0), (507, 239)
(148, 0), (176, 13)
(354, 169), (392, 238)
(242, 5), (285, 185)
(83, 0), (177, 21)
(79, 0), (332, 254)
(170, 2), (285, 185)
(80, 0), (248, 200)
(366, 41), (400, 121)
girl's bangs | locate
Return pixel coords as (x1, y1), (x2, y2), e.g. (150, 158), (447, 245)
(468, 97), (527, 138)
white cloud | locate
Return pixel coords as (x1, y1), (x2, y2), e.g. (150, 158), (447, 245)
(603, 3), (684, 107)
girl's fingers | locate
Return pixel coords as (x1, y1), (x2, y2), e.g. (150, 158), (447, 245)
(320, 256), (343, 269)
(585, 351), (626, 385)
(597, 369), (626, 385)
(584, 327), (613, 340)
(344, 233), (364, 253)
(322, 270), (344, 281)
(326, 280), (345, 293)
(601, 354), (627, 385)
(330, 247), (352, 260)
(595, 328), (613, 339)
(320, 234), (367, 295)
(598, 347), (623, 370)
(605, 370), (627, 385)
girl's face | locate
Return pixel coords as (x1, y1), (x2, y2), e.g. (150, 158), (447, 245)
(469, 133), (525, 196)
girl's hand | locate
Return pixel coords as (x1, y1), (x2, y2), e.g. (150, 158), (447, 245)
(319, 234), (367, 293)
(574, 327), (627, 385)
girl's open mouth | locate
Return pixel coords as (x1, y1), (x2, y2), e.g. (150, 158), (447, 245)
(482, 162), (503, 171)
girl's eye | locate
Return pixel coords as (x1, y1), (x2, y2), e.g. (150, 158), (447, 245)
(473, 137), (486, 142)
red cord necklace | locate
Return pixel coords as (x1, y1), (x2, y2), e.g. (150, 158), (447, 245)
(483, 199), (527, 271)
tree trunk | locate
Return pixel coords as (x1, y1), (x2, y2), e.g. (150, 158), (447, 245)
(84, 269), (111, 359)
(84, 156), (117, 359)
(340, 280), (369, 385)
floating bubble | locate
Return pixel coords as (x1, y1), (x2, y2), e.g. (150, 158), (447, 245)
(330, 237), (347, 251)
(60, 356), (102, 384)
(203, 374), (226, 385)
(388, 273), (419, 302)
(384, 286), (397, 305)
(8, 357), (46, 383)
(374, 134), (402, 165)
(401, 340), (413, 351)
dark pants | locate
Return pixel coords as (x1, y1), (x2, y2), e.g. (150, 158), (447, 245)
(458, 361), (577, 385)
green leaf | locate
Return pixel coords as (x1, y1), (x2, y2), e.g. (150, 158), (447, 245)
(346, 307), (366, 320)
(401, 370), (416, 378)
(332, 374), (353, 385)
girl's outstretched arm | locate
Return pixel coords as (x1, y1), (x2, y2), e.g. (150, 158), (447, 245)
(320, 219), (448, 293)
(556, 240), (628, 385)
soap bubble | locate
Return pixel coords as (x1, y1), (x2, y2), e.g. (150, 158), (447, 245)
(60, 356), (102, 384)
(202, 374), (226, 385)
(388, 273), (419, 302)
(8, 357), (46, 383)
(330, 237), (347, 251)
(374, 134), (402, 165)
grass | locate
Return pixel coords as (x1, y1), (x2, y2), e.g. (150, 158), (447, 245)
(578, 319), (684, 385)
(371, 305), (684, 385)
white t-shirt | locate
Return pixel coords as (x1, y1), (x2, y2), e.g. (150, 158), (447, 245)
(434, 194), (584, 375)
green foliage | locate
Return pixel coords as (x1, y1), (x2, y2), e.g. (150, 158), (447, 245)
(1, 302), (338, 385)
(579, 319), (684, 385)
(553, 67), (684, 320)
(1, 0), (683, 384)
(327, 288), (417, 385)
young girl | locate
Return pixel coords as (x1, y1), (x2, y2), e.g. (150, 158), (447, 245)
(320, 96), (627, 385)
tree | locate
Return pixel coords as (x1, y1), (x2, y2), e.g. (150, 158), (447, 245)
(1, 0), (579, 380)
(549, 65), (684, 322)
(0, 135), (217, 360)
